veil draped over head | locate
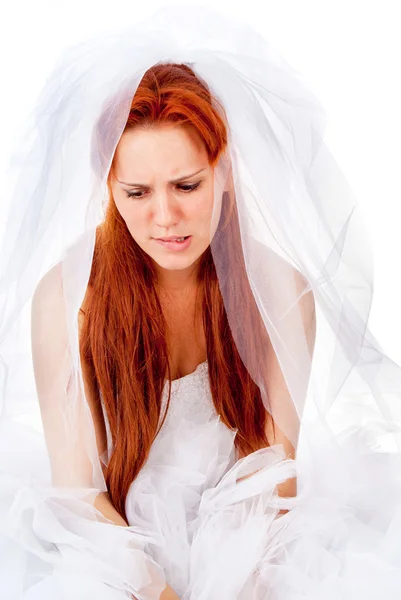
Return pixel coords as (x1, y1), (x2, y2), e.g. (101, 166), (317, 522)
(1, 5), (401, 599)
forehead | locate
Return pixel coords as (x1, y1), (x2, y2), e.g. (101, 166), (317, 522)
(113, 124), (209, 182)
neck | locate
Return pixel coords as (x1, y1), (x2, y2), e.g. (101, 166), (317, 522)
(154, 260), (200, 294)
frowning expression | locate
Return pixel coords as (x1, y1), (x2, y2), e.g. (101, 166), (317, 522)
(109, 123), (221, 277)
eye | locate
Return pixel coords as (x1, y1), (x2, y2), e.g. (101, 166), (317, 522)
(179, 182), (201, 193)
(125, 181), (201, 200)
(125, 190), (146, 199)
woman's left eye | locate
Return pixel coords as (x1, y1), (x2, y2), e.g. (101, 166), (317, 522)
(125, 181), (201, 200)
(178, 182), (201, 193)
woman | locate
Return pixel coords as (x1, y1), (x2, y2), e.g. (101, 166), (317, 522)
(1, 6), (401, 600)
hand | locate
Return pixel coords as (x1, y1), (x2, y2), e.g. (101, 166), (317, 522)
(131, 583), (180, 600)
(160, 584), (181, 599)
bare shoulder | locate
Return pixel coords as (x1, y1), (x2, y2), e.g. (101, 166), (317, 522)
(251, 238), (315, 322)
(251, 238), (310, 282)
(32, 262), (63, 307)
(32, 261), (93, 342)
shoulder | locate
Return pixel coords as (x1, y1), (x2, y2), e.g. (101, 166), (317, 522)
(32, 227), (97, 314)
(32, 262), (63, 301)
(31, 262), (65, 332)
(251, 238), (311, 283)
(32, 261), (93, 339)
(32, 260), (93, 306)
(250, 238), (315, 313)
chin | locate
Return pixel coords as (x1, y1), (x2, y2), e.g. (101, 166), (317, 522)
(153, 256), (195, 270)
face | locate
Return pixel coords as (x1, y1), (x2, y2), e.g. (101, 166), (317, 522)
(109, 123), (222, 288)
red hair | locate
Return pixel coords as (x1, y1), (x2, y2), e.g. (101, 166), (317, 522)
(79, 62), (274, 522)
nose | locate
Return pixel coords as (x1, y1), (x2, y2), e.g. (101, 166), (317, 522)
(153, 191), (180, 230)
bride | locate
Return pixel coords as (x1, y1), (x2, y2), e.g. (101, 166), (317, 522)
(1, 6), (401, 599)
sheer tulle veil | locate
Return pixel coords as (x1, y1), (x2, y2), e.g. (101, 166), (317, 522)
(0, 5), (401, 599)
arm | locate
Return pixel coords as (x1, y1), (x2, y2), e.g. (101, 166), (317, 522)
(264, 268), (317, 515)
(92, 493), (179, 599)
(31, 263), (180, 600)
(236, 262), (316, 516)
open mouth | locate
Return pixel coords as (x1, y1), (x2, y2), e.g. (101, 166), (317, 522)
(156, 236), (190, 243)
(154, 235), (193, 249)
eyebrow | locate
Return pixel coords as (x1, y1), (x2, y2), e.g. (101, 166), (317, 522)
(116, 167), (207, 187)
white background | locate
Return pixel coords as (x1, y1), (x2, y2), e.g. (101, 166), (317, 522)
(1, 0), (400, 363)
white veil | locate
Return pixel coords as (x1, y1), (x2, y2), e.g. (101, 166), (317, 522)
(1, 5), (401, 599)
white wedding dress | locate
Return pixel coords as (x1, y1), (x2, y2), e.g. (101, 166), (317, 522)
(122, 360), (401, 599)
(2, 358), (401, 599)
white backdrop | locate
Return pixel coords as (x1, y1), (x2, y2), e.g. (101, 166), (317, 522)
(1, 0), (400, 363)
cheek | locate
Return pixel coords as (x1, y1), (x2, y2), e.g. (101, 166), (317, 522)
(194, 188), (217, 221)
(115, 200), (144, 234)
(187, 200), (213, 236)
(128, 211), (146, 238)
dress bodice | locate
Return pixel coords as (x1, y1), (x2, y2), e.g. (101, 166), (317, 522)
(124, 359), (238, 565)
(158, 360), (214, 429)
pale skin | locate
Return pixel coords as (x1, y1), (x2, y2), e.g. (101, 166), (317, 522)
(79, 122), (299, 599)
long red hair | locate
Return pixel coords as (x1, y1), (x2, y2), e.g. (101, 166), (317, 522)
(79, 62), (274, 522)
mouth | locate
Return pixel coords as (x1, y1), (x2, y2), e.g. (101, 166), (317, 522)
(153, 235), (193, 250)
(155, 236), (190, 242)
